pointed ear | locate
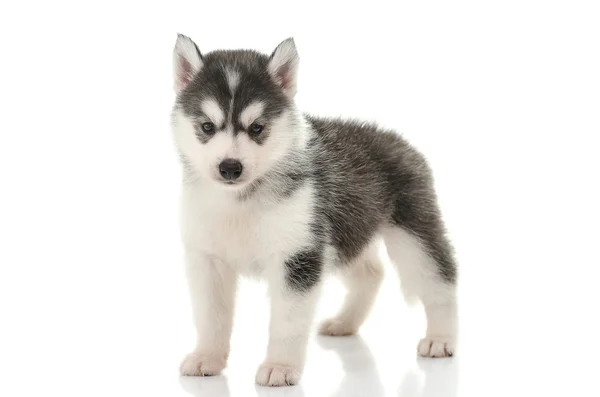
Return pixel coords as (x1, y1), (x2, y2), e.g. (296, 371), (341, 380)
(268, 38), (299, 98)
(173, 33), (203, 93)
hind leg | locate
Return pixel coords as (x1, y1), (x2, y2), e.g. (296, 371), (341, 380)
(383, 226), (457, 357)
(319, 242), (384, 336)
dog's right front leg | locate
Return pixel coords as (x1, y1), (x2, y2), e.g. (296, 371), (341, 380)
(180, 250), (237, 376)
(255, 252), (322, 386)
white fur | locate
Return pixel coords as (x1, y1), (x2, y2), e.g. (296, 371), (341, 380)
(179, 253), (235, 376)
(200, 98), (225, 127)
(173, 34), (203, 93)
(226, 68), (240, 94)
(319, 240), (384, 336)
(226, 69), (239, 123)
(179, 167), (320, 384)
(382, 226), (458, 357)
(180, 179), (316, 273)
(239, 101), (265, 128)
(268, 38), (299, 98)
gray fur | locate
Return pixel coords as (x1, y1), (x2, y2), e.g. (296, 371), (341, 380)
(285, 249), (323, 292)
(305, 117), (457, 284)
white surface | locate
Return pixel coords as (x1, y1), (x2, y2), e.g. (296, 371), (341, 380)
(1, 1), (599, 396)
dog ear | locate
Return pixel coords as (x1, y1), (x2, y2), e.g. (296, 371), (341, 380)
(173, 34), (203, 93)
(268, 38), (299, 98)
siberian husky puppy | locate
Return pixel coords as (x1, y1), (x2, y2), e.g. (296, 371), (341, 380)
(171, 34), (457, 387)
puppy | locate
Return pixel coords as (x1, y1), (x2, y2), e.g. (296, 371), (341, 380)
(171, 34), (457, 387)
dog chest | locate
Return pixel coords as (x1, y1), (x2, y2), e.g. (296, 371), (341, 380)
(181, 184), (316, 273)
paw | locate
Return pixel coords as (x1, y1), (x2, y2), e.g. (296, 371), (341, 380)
(255, 362), (301, 386)
(417, 337), (455, 358)
(180, 352), (227, 376)
(318, 318), (358, 336)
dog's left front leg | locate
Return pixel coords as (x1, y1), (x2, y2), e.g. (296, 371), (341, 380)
(256, 251), (322, 386)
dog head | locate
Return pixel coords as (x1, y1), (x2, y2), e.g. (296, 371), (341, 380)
(171, 34), (301, 189)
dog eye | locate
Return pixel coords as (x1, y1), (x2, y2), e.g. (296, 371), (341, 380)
(201, 122), (215, 134)
(250, 123), (263, 135)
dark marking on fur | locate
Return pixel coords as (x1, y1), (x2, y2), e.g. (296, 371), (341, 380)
(305, 116), (457, 284)
(279, 170), (307, 198)
(193, 124), (214, 144)
(285, 249), (323, 292)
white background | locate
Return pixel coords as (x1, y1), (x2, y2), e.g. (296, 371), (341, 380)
(1, 1), (599, 396)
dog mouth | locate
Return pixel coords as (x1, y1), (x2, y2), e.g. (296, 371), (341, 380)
(219, 179), (247, 188)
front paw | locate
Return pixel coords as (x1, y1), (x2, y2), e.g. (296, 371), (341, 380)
(255, 362), (301, 386)
(417, 336), (456, 358)
(180, 351), (227, 376)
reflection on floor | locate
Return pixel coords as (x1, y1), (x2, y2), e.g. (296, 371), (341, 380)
(180, 335), (458, 397)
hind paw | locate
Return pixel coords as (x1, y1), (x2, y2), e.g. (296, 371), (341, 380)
(318, 318), (358, 336)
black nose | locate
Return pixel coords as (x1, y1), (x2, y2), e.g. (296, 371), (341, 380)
(219, 159), (243, 180)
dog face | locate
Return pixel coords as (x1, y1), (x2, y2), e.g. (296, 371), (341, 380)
(171, 34), (300, 189)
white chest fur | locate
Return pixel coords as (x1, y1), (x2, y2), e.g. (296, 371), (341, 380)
(180, 182), (316, 276)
